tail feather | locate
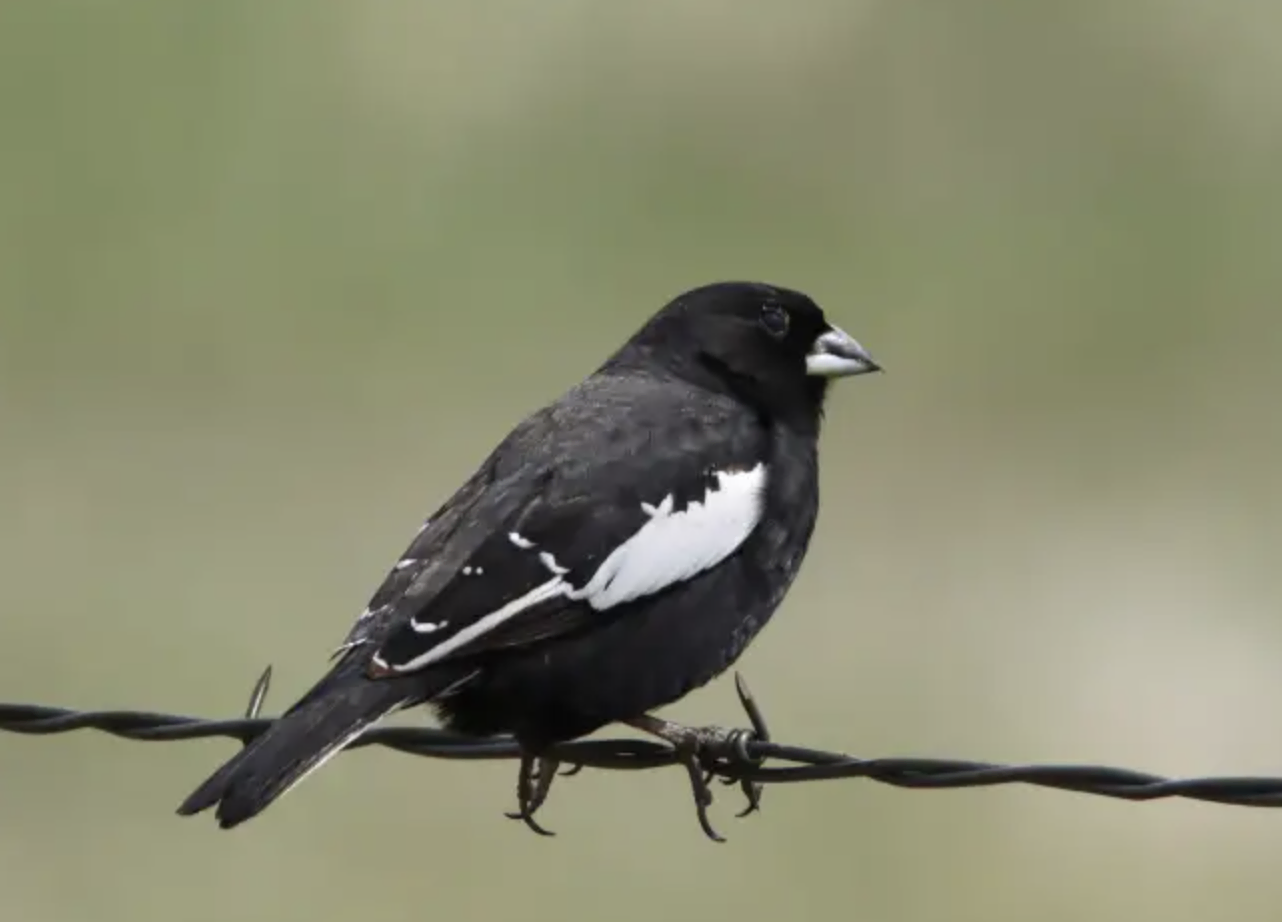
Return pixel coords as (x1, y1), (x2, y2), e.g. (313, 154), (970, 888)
(178, 674), (430, 828)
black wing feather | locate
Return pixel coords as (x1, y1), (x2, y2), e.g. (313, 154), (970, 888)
(372, 491), (649, 670)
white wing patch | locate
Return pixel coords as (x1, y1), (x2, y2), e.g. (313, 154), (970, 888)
(571, 463), (768, 610)
(374, 463), (768, 673)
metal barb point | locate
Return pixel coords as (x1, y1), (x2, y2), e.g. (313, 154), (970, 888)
(244, 666), (273, 721)
(733, 672), (770, 749)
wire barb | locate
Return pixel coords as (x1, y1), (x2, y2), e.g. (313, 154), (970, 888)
(5, 675), (1282, 840)
(243, 666), (273, 721)
(725, 672), (768, 817)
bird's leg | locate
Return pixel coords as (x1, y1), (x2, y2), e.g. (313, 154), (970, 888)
(624, 676), (768, 843)
(504, 750), (561, 837)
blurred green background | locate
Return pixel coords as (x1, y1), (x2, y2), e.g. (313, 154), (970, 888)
(3, 2), (1282, 920)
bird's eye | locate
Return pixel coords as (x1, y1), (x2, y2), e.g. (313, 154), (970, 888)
(759, 304), (790, 339)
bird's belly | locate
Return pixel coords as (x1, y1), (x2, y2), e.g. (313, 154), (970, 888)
(432, 550), (798, 748)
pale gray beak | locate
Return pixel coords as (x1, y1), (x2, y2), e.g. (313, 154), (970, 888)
(806, 325), (881, 377)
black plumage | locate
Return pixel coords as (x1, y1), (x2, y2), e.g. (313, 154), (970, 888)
(177, 281), (880, 837)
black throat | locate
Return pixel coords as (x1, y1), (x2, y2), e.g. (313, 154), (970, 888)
(693, 351), (827, 437)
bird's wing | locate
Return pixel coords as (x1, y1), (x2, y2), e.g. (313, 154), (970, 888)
(362, 377), (770, 676)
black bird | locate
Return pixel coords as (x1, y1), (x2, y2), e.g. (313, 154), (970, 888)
(177, 281), (880, 838)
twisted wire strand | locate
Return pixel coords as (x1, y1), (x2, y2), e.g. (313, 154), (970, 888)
(3, 672), (1280, 809)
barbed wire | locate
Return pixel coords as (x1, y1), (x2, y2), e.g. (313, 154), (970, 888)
(3, 667), (1281, 840)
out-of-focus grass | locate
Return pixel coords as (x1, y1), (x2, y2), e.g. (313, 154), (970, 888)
(2, 3), (1281, 921)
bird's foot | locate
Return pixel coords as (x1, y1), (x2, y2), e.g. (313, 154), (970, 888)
(624, 672), (771, 843)
(504, 751), (561, 836)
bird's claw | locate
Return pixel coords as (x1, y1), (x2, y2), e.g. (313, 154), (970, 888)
(503, 674), (773, 842)
(733, 778), (764, 818)
(676, 748), (725, 842)
(504, 751), (560, 837)
(658, 724), (759, 843)
(627, 672), (772, 842)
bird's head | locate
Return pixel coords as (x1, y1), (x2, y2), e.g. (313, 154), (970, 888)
(616, 281), (881, 427)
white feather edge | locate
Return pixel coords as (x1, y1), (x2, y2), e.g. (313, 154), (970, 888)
(380, 463), (768, 673)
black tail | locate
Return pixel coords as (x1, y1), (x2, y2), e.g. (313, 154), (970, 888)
(177, 670), (451, 829)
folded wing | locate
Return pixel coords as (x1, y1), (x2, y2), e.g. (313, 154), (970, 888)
(370, 458), (769, 675)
